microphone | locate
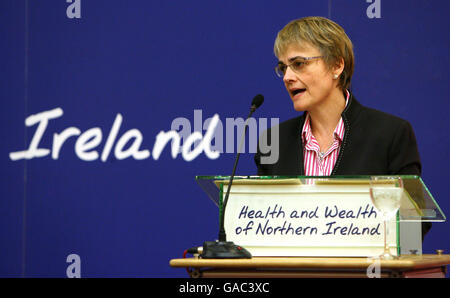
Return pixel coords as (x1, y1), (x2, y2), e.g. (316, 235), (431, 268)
(251, 94), (264, 112)
(201, 94), (264, 259)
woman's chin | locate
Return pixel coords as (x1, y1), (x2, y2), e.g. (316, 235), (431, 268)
(292, 101), (307, 112)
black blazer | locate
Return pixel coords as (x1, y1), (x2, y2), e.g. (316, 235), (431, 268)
(254, 92), (431, 239)
(254, 92), (421, 176)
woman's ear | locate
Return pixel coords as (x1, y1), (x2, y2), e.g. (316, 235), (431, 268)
(333, 57), (345, 78)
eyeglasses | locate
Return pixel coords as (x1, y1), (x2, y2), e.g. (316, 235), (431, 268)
(275, 56), (323, 78)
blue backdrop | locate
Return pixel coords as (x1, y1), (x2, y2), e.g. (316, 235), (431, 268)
(1, 0), (449, 277)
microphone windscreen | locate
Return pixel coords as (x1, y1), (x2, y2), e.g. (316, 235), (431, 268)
(251, 94), (264, 109)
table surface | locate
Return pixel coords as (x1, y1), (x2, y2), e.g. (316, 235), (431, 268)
(170, 254), (450, 270)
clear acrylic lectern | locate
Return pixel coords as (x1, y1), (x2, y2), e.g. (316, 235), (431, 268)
(195, 175), (446, 257)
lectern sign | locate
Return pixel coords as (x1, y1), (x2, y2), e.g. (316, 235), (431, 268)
(222, 179), (398, 257)
(197, 175), (443, 257)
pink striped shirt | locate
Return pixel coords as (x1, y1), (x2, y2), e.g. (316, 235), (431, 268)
(302, 90), (349, 176)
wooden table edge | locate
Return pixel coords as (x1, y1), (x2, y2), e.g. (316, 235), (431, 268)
(170, 254), (450, 270)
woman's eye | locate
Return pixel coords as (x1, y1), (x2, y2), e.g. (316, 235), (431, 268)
(293, 61), (306, 69)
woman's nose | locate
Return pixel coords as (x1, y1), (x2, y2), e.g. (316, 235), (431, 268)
(283, 66), (297, 83)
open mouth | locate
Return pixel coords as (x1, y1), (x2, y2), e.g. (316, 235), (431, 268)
(291, 88), (306, 96)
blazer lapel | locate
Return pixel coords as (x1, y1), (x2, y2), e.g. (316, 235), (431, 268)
(332, 92), (362, 175)
(280, 115), (305, 176)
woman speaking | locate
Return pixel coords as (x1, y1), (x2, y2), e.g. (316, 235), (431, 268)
(255, 16), (421, 177)
(254, 16), (431, 238)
